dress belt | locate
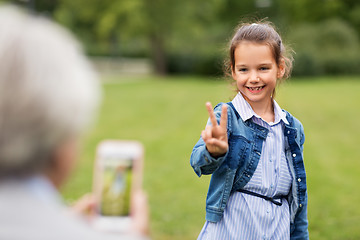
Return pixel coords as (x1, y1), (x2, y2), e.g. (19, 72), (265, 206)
(237, 188), (286, 206)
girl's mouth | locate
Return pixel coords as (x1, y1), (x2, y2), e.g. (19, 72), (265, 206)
(247, 86), (265, 93)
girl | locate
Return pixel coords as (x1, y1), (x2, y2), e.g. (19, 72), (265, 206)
(190, 22), (309, 239)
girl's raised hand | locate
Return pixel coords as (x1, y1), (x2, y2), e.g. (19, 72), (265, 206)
(202, 102), (228, 157)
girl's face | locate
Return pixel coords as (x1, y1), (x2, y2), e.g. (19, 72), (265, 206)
(232, 41), (284, 108)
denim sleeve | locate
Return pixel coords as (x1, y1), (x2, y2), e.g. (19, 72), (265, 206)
(190, 137), (228, 176)
(290, 192), (309, 240)
(299, 122), (305, 152)
(291, 121), (309, 239)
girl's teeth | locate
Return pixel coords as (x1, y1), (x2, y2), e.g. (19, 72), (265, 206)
(250, 87), (262, 90)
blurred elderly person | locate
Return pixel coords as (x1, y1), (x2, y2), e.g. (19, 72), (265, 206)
(0, 5), (148, 240)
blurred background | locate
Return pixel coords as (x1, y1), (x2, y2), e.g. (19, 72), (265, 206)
(2, 0), (360, 239)
(5, 0), (360, 76)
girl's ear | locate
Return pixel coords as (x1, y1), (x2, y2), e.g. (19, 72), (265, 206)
(277, 58), (286, 79)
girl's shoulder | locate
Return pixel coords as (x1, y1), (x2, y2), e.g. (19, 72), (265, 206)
(281, 109), (304, 129)
(213, 102), (240, 121)
(281, 109), (305, 144)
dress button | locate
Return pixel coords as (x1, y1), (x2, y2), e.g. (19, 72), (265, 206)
(287, 130), (290, 134)
(299, 204), (303, 208)
(292, 153), (296, 158)
(298, 178), (301, 182)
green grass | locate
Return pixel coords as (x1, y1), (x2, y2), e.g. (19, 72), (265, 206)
(62, 75), (360, 240)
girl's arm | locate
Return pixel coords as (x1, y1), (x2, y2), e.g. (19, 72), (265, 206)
(190, 103), (228, 176)
(290, 193), (309, 240)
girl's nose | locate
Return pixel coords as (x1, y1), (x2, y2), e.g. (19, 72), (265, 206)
(249, 72), (260, 83)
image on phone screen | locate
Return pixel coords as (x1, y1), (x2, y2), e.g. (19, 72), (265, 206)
(100, 157), (133, 216)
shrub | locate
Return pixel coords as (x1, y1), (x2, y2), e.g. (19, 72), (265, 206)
(167, 52), (224, 76)
(287, 18), (360, 76)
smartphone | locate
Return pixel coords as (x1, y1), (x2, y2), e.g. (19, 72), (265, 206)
(92, 140), (144, 233)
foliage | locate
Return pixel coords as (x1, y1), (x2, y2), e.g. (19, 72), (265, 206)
(167, 52), (224, 76)
(288, 18), (360, 76)
(54, 0), (147, 56)
(3, 0), (360, 75)
(62, 75), (360, 240)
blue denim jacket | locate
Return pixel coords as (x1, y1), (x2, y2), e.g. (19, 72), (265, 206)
(190, 102), (309, 239)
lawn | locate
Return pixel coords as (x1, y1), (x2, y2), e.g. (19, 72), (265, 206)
(62, 75), (360, 240)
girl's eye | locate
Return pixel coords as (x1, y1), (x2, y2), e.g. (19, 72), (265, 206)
(260, 67), (270, 71)
(238, 68), (247, 72)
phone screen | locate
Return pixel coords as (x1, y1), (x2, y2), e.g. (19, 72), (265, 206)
(99, 156), (133, 216)
(92, 140), (143, 232)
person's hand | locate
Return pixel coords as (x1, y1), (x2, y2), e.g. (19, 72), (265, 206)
(131, 190), (149, 236)
(71, 191), (149, 236)
(202, 102), (228, 158)
(71, 193), (96, 219)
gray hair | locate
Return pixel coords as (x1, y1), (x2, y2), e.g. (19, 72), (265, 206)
(0, 5), (101, 177)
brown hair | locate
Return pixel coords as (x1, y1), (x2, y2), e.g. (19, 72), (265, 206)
(225, 21), (293, 95)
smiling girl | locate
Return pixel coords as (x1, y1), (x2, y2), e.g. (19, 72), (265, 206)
(190, 22), (309, 239)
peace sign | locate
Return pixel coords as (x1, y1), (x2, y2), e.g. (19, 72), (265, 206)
(201, 102), (228, 158)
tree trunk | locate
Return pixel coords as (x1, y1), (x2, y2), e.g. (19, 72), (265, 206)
(150, 33), (167, 75)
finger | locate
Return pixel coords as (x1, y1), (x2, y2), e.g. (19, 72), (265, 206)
(71, 193), (96, 216)
(132, 190), (149, 235)
(202, 125), (212, 141)
(206, 102), (218, 127)
(201, 130), (207, 141)
(207, 138), (228, 153)
(220, 104), (228, 130)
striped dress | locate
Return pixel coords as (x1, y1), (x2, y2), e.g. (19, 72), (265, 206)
(198, 93), (293, 240)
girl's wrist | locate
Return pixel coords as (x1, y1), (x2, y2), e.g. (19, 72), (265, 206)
(208, 149), (227, 158)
